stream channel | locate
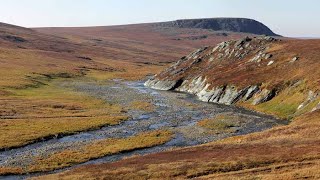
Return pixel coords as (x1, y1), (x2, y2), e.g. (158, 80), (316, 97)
(1, 79), (287, 179)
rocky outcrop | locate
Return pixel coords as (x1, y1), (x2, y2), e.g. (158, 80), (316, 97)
(144, 78), (180, 91)
(151, 75), (273, 106)
(312, 102), (320, 112)
(157, 18), (279, 36)
(145, 36), (281, 106)
(252, 89), (277, 105)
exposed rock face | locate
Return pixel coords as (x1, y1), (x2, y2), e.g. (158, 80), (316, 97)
(144, 78), (180, 91)
(145, 36), (282, 106)
(299, 91), (319, 111)
(312, 102), (320, 112)
(252, 89), (276, 105)
(157, 18), (279, 36)
(290, 56), (299, 63)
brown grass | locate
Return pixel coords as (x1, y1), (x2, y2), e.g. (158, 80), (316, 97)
(130, 101), (155, 112)
(1, 21), (216, 160)
(0, 116), (126, 150)
(197, 114), (240, 133)
(1, 130), (173, 175)
(37, 110), (320, 179)
(0, 80), (128, 149)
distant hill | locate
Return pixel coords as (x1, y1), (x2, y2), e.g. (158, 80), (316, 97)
(157, 18), (279, 36)
(0, 18), (278, 88)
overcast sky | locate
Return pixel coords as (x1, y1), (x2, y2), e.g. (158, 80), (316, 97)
(0, 0), (319, 37)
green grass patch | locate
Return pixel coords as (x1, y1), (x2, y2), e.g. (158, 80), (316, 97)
(255, 85), (309, 119)
(198, 114), (240, 133)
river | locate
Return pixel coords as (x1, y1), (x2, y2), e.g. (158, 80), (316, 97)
(0, 79), (287, 179)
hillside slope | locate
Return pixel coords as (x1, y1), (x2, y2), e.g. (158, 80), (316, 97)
(0, 20), (257, 88)
(0, 22), (115, 87)
(146, 36), (320, 119)
(34, 18), (279, 62)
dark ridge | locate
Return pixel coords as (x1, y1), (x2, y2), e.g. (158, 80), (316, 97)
(157, 18), (280, 36)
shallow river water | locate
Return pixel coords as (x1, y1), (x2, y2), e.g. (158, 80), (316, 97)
(1, 80), (287, 179)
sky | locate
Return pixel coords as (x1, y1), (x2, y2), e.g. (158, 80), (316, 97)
(0, 0), (319, 37)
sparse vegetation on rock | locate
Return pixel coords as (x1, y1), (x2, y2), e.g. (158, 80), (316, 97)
(146, 36), (320, 119)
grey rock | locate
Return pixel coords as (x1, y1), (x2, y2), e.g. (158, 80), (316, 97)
(208, 87), (226, 103)
(218, 86), (242, 105)
(298, 91), (318, 110)
(235, 36), (252, 48)
(312, 102), (320, 112)
(263, 36), (277, 41)
(252, 89), (276, 105)
(243, 86), (260, 100)
(144, 79), (179, 91)
(290, 56), (299, 63)
(265, 54), (273, 59)
(197, 84), (216, 102)
(177, 76), (207, 94)
(267, 61), (274, 66)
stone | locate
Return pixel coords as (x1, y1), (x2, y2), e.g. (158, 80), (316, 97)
(263, 36), (277, 42)
(230, 88), (248, 104)
(267, 61), (274, 66)
(290, 56), (299, 63)
(298, 91), (318, 110)
(312, 102), (320, 112)
(197, 84), (215, 102)
(234, 36), (252, 48)
(212, 46), (219, 53)
(243, 86), (260, 100)
(250, 51), (264, 62)
(208, 87), (226, 103)
(218, 86), (240, 105)
(265, 54), (273, 59)
(144, 79), (180, 91)
(252, 89), (276, 105)
(177, 76), (207, 94)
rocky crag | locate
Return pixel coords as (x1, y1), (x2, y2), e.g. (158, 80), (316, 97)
(157, 18), (279, 36)
(145, 36), (320, 118)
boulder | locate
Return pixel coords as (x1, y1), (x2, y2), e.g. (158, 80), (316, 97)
(252, 89), (276, 105)
(218, 86), (241, 105)
(265, 54), (273, 59)
(290, 56), (299, 63)
(267, 61), (274, 66)
(298, 91), (318, 110)
(234, 36), (252, 48)
(208, 87), (226, 103)
(243, 86), (260, 100)
(144, 79), (180, 91)
(312, 102), (320, 112)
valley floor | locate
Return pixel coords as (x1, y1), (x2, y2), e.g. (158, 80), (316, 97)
(36, 102), (320, 180)
(0, 63), (319, 180)
(0, 77), (284, 179)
